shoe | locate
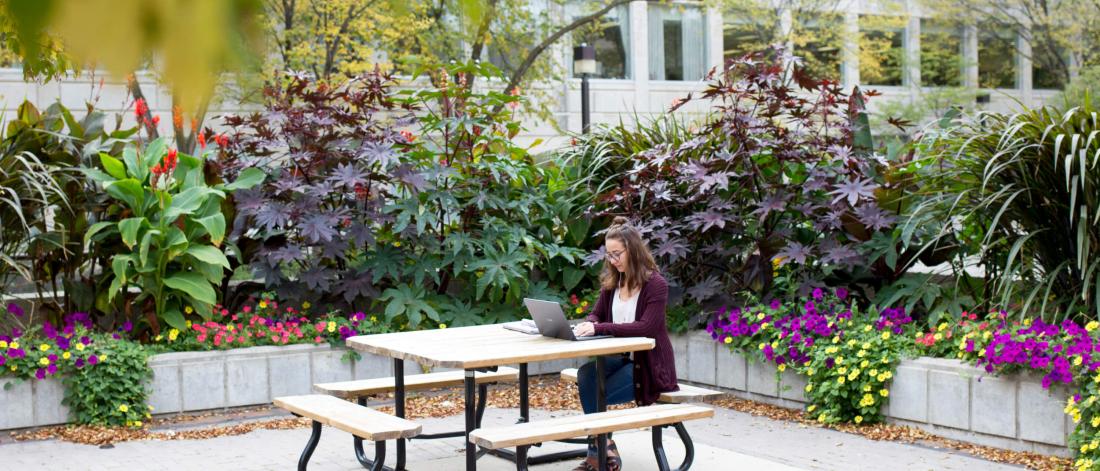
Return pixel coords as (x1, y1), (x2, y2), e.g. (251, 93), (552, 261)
(571, 456), (597, 471)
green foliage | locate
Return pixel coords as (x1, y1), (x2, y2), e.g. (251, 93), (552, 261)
(898, 101), (1100, 321)
(85, 138), (262, 331)
(60, 334), (152, 427)
(799, 318), (906, 425)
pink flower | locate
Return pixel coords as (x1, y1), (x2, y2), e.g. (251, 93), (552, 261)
(242, 306), (252, 313)
(271, 335), (278, 342)
(314, 336), (323, 343)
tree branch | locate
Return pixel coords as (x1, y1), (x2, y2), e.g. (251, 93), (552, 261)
(491, 0), (635, 114)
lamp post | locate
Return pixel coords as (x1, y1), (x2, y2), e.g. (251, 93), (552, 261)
(573, 43), (596, 134)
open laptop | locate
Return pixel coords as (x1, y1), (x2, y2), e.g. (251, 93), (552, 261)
(522, 298), (610, 341)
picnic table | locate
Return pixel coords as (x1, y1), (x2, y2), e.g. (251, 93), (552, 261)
(347, 323), (655, 470)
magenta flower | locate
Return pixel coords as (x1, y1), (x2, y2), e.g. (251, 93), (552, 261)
(88, 354), (99, 365)
(35, 368), (46, 379)
(6, 302), (23, 317)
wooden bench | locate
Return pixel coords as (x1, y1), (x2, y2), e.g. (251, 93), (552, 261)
(274, 394), (421, 471)
(314, 366), (519, 469)
(559, 367), (722, 470)
(558, 368), (724, 403)
(470, 403), (714, 471)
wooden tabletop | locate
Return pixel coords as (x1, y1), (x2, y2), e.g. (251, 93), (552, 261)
(346, 323), (655, 369)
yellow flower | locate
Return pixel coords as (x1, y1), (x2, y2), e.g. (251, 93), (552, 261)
(1074, 356), (1084, 366)
(777, 364), (786, 372)
(100, 354), (108, 362)
(838, 376), (846, 385)
(978, 349), (986, 357)
(838, 367), (848, 375)
(847, 339), (857, 347)
(75, 342), (85, 351)
(186, 320), (192, 328)
(831, 335), (840, 344)
(393, 241), (402, 247)
(937, 322), (948, 331)
(933, 333), (943, 341)
(370, 316), (377, 322)
(983, 331), (992, 340)
(805, 384), (813, 392)
(581, 301), (589, 307)
(169, 329), (179, 341)
(877, 374), (887, 382)
(39, 357), (50, 366)
(327, 321), (336, 333)
(863, 385), (871, 392)
(184, 306), (193, 314)
(9, 365), (15, 371)
(1023, 318), (1032, 327)
(855, 415), (863, 424)
(860, 360), (869, 368)
(759, 343), (767, 351)
(62, 352), (71, 360)
(119, 404), (129, 412)
(439, 324), (447, 329)
(807, 368), (815, 375)
(881, 331), (890, 340)
(575, 307), (583, 314)
(1082, 445), (1089, 454)
(39, 343), (50, 352)
(0, 340), (6, 349)
(857, 350), (867, 358)
(880, 389), (889, 397)
(760, 322), (769, 330)
(863, 325), (872, 332)
(757, 313), (765, 320)
(862, 343), (871, 350)
(8, 341), (17, 349)
(259, 301), (268, 309)
(135, 420), (143, 427)
(1087, 321), (1099, 332)
(155, 335), (163, 341)
(807, 405), (816, 412)
(1091, 416), (1100, 427)
(724, 336), (732, 344)
(303, 301), (312, 310)
(848, 369), (860, 381)
(869, 369), (878, 377)
(836, 356), (844, 364)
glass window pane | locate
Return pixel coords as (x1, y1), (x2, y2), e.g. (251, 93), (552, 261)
(722, 5), (780, 62)
(920, 19), (962, 87)
(793, 13), (843, 81)
(648, 5), (706, 81)
(979, 23), (1017, 89)
(569, 3), (630, 79)
(859, 15), (906, 86)
(1032, 40), (1069, 90)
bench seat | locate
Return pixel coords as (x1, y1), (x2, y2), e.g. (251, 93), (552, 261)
(469, 403), (713, 449)
(274, 394), (421, 441)
(558, 368), (723, 403)
(314, 366), (520, 399)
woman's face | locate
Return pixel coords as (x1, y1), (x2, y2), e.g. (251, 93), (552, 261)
(606, 238), (628, 273)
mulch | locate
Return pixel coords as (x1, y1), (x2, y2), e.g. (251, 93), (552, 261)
(5, 377), (1073, 470)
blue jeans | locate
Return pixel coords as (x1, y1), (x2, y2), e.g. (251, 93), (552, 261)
(577, 355), (634, 455)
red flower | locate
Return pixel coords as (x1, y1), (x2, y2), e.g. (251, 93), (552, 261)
(152, 115), (160, 126)
(215, 134), (229, 147)
(134, 98), (148, 119)
(399, 130), (415, 143)
(197, 132), (207, 149)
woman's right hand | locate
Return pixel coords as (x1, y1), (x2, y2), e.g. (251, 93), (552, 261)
(573, 321), (596, 337)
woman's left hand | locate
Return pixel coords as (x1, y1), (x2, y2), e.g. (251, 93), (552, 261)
(573, 321), (596, 337)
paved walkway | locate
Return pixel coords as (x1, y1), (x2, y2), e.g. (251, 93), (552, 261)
(0, 406), (1025, 470)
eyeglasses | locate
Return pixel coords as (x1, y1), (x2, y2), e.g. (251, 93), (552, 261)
(606, 250), (625, 262)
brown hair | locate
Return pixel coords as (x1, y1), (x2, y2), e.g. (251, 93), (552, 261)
(599, 216), (659, 292)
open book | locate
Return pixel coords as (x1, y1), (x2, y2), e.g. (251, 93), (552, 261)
(502, 319), (539, 335)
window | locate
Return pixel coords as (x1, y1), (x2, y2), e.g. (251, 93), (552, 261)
(722, 5), (780, 62)
(1032, 41), (1070, 90)
(978, 23), (1017, 89)
(920, 18), (963, 87)
(859, 15), (906, 86)
(648, 5), (706, 81)
(568, 2), (630, 79)
(793, 13), (844, 81)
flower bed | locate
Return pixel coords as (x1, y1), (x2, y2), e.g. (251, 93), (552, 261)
(700, 289), (1100, 467)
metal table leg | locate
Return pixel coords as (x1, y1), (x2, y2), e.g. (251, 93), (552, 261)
(465, 369), (477, 471)
(596, 355), (607, 471)
(394, 358), (406, 471)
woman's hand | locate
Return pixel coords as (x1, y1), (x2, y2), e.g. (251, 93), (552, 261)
(573, 321), (596, 337)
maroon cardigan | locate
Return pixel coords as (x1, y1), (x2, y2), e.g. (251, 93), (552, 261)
(586, 271), (678, 405)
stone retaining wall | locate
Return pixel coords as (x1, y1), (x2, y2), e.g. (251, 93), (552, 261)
(0, 343), (585, 430)
(672, 331), (1074, 457)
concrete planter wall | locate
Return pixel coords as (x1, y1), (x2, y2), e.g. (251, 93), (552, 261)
(1, 343), (585, 431)
(671, 332), (1074, 457)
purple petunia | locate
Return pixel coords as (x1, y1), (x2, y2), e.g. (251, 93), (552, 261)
(88, 355), (99, 365)
(6, 302), (23, 317)
(35, 368), (46, 380)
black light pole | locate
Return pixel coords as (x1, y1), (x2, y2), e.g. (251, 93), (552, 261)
(573, 43), (596, 134)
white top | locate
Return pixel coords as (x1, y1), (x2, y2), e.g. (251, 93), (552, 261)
(612, 287), (639, 324)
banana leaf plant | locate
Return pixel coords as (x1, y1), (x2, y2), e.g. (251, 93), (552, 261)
(82, 138), (263, 331)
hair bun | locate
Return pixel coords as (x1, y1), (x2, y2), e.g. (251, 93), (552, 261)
(611, 216), (630, 226)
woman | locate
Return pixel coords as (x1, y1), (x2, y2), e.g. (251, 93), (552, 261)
(571, 216), (678, 471)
